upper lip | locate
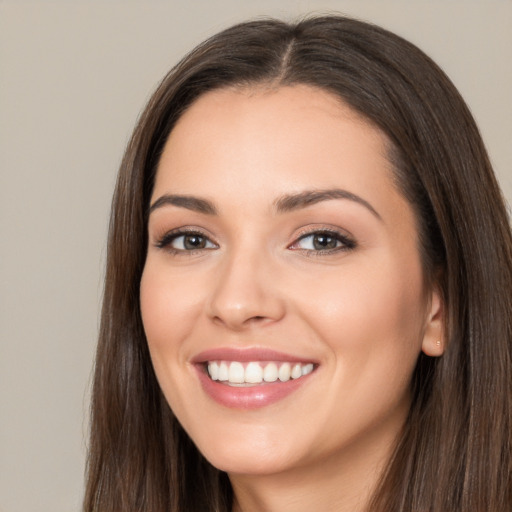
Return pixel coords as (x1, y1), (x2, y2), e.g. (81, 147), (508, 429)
(191, 347), (319, 364)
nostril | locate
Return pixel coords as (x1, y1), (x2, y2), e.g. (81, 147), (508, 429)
(246, 315), (271, 325)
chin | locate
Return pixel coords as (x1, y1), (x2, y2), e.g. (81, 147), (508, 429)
(204, 449), (294, 476)
(189, 423), (302, 476)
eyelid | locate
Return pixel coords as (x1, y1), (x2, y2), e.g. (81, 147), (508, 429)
(154, 227), (218, 252)
(288, 226), (356, 253)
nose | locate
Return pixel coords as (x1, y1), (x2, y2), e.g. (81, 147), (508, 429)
(207, 248), (286, 330)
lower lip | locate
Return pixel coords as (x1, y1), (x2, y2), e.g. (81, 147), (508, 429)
(195, 366), (314, 410)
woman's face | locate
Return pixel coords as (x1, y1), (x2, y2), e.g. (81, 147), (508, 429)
(140, 85), (443, 477)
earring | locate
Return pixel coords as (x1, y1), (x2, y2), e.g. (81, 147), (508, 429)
(436, 340), (441, 347)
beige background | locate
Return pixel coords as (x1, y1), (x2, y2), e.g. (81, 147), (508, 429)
(0, 1), (510, 511)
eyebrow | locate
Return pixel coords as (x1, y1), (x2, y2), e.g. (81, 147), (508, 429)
(149, 188), (381, 220)
(149, 194), (217, 215)
(274, 189), (381, 219)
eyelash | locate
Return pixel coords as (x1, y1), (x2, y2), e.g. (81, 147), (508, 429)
(155, 228), (217, 255)
(289, 229), (356, 256)
(154, 228), (356, 256)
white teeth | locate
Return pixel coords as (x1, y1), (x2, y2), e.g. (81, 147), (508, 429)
(206, 360), (315, 385)
(207, 361), (219, 380)
(263, 362), (278, 382)
(278, 362), (291, 382)
(245, 362), (263, 383)
(302, 363), (314, 376)
(229, 362), (245, 383)
(291, 363), (302, 379)
(218, 362), (229, 381)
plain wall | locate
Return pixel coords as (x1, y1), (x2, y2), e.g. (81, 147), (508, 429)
(0, 1), (510, 511)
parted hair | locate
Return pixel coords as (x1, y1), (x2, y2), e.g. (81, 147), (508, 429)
(84, 15), (512, 512)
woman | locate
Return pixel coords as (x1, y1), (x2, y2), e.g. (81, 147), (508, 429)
(84, 15), (512, 512)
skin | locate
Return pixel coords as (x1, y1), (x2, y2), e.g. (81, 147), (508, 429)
(140, 85), (444, 512)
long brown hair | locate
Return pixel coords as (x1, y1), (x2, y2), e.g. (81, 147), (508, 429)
(84, 16), (512, 511)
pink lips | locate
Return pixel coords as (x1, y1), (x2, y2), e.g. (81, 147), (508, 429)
(192, 348), (317, 410)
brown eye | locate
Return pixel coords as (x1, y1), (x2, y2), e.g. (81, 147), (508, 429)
(312, 233), (338, 250)
(182, 234), (207, 250)
(156, 231), (217, 252)
(290, 230), (356, 253)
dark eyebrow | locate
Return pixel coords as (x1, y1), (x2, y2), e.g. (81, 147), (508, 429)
(149, 194), (217, 215)
(274, 188), (381, 220)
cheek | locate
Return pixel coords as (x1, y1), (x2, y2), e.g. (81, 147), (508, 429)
(140, 270), (174, 350)
(295, 255), (427, 370)
(139, 263), (204, 413)
(139, 263), (204, 416)
(140, 262), (204, 348)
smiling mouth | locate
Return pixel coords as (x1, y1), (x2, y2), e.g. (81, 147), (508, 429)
(206, 361), (315, 386)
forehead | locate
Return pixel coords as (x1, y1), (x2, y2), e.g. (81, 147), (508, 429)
(155, 85), (394, 201)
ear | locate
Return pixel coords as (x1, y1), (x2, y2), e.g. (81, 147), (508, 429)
(421, 286), (445, 357)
